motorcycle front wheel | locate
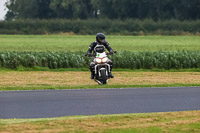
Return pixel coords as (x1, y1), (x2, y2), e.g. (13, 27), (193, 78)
(100, 69), (107, 84)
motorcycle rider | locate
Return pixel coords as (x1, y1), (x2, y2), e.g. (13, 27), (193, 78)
(86, 33), (114, 79)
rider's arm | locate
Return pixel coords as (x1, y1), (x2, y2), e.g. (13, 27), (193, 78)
(104, 42), (114, 53)
(87, 42), (96, 55)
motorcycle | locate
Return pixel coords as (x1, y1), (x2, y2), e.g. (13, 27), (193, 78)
(86, 51), (116, 85)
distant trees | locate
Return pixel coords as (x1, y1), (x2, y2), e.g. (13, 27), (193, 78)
(5, 0), (55, 20)
(50, 0), (94, 19)
(5, 0), (200, 20)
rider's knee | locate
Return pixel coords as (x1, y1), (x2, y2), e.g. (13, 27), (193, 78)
(90, 62), (95, 68)
(107, 60), (113, 65)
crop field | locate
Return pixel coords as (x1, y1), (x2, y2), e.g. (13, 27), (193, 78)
(0, 35), (200, 52)
(0, 51), (200, 69)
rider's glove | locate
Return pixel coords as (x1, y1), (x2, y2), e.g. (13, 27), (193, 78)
(88, 53), (92, 57)
(109, 51), (114, 55)
(85, 53), (92, 57)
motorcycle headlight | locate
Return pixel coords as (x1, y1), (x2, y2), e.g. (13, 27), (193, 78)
(102, 57), (108, 63)
(95, 58), (102, 63)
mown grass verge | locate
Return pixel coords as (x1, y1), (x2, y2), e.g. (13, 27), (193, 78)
(0, 69), (200, 91)
(0, 111), (200, 133)
(1, 84), (200, 91)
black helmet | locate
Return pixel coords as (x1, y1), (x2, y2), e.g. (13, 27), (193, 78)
(96, 33), (106, 43)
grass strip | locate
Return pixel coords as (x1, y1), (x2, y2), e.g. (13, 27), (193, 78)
(0, 110), (200, 133)
(0, 84), (200, 91)
(0, 70), (200, 91)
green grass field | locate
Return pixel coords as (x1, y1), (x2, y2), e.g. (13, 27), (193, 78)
(0, 35), (200, 52)
(1, 111), (200, 133)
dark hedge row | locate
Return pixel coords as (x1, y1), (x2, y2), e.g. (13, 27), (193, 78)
(0, 19), (200, 35)
(0, 51), (200, 69)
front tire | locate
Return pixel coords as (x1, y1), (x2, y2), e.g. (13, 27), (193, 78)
(100, 69), (107, 84)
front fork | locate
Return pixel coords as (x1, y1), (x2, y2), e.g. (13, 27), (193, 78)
(94, 64), (110, 77)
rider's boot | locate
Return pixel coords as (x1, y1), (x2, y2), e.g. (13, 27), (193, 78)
(108, 66), (114, 78)
(91, 72), (95, 79)
(90, 65), (95, 79)
(109, 73), (114, 78)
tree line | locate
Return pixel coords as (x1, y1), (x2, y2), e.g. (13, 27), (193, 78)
(5, 0), (200, 21)
(1, 19), (199, 35)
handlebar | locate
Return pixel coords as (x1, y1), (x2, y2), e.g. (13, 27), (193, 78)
(106, 51), (117, 55)
(85, 54), (92, 57)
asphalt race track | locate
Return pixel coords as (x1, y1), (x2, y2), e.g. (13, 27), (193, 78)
(0, 87), (200, 119)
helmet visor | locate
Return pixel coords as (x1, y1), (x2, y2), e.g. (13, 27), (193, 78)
(98, 37), (105, 43)
(100, 39), (105, 43)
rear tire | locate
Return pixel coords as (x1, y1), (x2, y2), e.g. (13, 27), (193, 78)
(100, 69), (107, 84)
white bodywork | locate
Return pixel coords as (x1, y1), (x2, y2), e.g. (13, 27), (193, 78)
(94, 52), (109, 64)
(96, 52), (107, 58)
